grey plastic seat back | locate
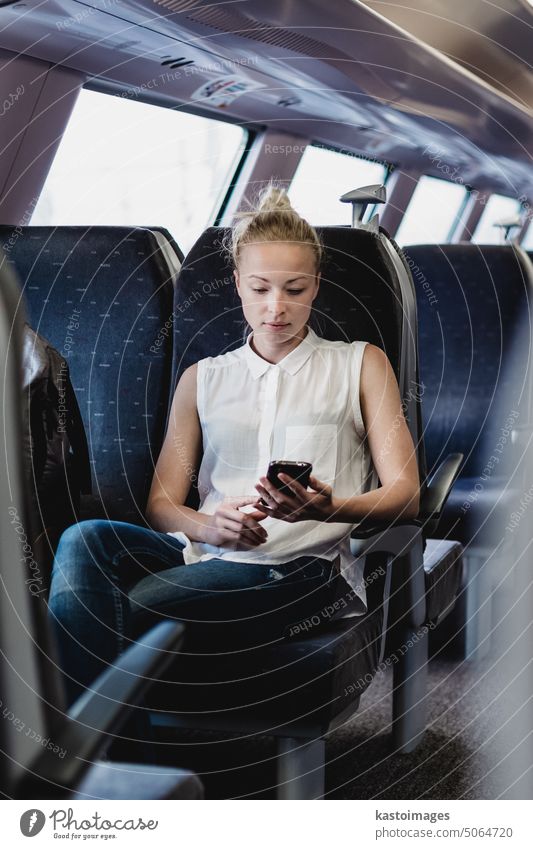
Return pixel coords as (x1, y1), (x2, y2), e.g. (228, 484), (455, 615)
(0, 254), (66, 796)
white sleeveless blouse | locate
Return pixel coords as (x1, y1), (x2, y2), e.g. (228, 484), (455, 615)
(169, 326), (374, 611)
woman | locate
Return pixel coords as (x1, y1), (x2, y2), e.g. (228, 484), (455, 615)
(48, 187), (419, 704)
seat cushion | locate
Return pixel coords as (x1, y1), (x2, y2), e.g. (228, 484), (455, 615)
(424, 538), (463, 625)
(146, 609), (384, 733)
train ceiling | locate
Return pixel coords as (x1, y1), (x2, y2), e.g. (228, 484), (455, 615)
(0, 0), (532, 194)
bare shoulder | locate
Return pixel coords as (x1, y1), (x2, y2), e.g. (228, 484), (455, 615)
(360, 345), (399, 408)
(361, 343), (394, 384)
(361, 343), (388, 368)
(170, 362), (198, 409)
(178, 362), (198, 389)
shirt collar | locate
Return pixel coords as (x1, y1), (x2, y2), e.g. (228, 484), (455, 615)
(242, 325), (319, 379)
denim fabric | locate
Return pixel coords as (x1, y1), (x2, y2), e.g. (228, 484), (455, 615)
(48, 519), (342, 704)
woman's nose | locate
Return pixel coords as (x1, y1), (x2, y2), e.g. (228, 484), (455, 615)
(267, 293), (285, 314)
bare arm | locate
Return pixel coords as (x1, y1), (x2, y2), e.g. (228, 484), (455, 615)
(330, 343), (420, 522)
(146, 365), (268, 549)
(253, 344), (420, 524)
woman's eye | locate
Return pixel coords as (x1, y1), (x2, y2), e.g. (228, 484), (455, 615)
(287, 289), (304, 295)
(252, 288), (267, 293)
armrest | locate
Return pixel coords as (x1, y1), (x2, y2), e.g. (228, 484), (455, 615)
(419, 452), (463, 537)
(350, 520), (426, 626)
(350, 519), (422, 556)
(19, 620), (184, 797)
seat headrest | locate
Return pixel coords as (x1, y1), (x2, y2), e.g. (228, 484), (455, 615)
(171, 225), (404, 389)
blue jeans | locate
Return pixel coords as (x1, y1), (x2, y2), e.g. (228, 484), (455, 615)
(48, 519), (345, 705)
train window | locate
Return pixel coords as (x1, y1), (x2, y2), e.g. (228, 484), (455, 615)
(31, 88), (248, 254)
(520, 220), (533, 249)
(472, 192), (523, 244)
(288, 144), (388, 224)
(394, 175), (468, 245)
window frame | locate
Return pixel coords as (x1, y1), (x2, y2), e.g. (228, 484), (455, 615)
(288, 141), (391, 225)
(77, 80), (256, 229)
(394, 173), (471, 246)
(520, 219), (533, 250)
(470, 191), (525, 244)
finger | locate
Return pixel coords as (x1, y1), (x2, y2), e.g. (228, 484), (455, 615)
(224, 496), (260, 509)
(251, 500), (277, 517)
(277, 473), (308, 499)
(219, 521), (265, 545)
(243, 523), (268, 543)
(251, 498), (274, 512)
(246, 508), (269, 522)
(257, 477), (283, 501)
(253, 502), (298, 522)
(255, 489), (294, 518)
(252, 494), (296, 520)
(255, 482), (281, 507)
(218, 505), (257, 523)
(231, 510), (268, 536)
(239, 510), (267, 528)
(257, 478), (299, 508)
(218, 515), (251, 535)
(241, 527), (267, 544)
(223, 531), (261, 550)
(308, 475), (329, 493)
(225, 516), (267, 543)
(218, 510), (264, 534)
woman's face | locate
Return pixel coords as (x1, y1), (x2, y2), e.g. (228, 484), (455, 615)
(234, 242), (320, 351)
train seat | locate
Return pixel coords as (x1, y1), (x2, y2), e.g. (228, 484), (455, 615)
(140, 224), (464, 797)
(404, 242), (533, 657)
(405, 243), (533, 541)
(140, 541), (462, 723)
(140, 559), (386, 726)
(0, 254), (203, 800)
(0, 225), (176, 526)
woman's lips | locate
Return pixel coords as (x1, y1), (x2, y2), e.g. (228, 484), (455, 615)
(264, 322), (290, 330)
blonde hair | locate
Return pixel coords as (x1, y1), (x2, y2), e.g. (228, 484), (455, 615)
(228, 184), (323, 270)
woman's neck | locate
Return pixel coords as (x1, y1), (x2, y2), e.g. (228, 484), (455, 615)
(250, 325), (309, 364)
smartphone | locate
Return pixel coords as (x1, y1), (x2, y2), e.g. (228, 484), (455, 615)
(267, 460), (312, 495)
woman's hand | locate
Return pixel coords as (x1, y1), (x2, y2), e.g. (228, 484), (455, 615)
(253, 474), (335, 523)
(204, 497), (269, 550)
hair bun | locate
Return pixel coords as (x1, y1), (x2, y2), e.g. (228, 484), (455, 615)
(256, 185), (294, 214)
(227, 181), (323, 270)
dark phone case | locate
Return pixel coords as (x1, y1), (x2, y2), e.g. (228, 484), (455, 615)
(267, 461), (312, 493)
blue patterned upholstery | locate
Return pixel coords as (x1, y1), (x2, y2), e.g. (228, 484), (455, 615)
(0, 225), (175, 524)
(405, 243), (533, 544)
